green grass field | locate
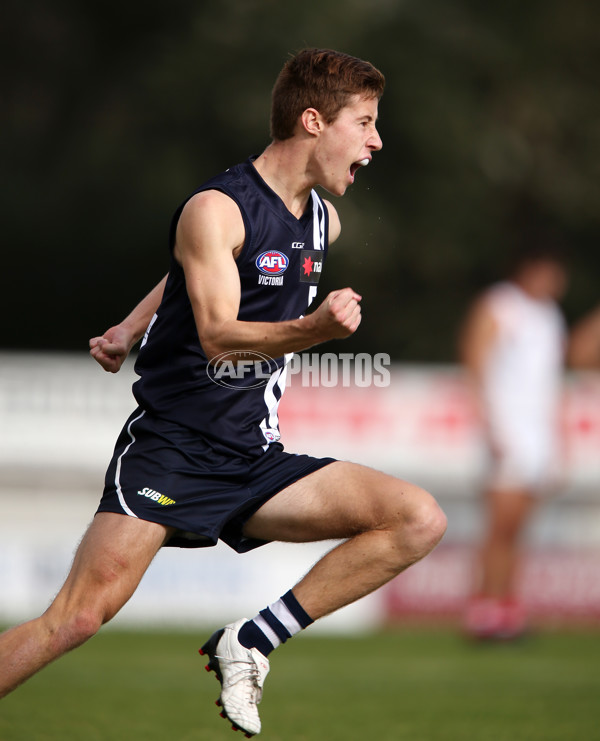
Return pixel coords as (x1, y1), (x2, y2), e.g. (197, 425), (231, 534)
(1, 626), (599, 741)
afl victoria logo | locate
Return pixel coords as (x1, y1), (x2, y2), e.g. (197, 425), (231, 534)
(256, 250), (289, 275)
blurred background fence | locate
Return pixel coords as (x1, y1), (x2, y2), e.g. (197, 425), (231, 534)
(2, 352), (599, 630)
(3, 0), (600, 632)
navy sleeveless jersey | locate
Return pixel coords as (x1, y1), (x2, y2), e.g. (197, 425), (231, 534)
(132, 158), (329, 459)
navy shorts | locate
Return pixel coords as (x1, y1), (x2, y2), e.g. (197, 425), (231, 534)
(97, 408), (336, 553)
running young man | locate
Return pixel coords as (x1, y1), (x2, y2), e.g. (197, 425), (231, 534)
(0, 49), (446, 736)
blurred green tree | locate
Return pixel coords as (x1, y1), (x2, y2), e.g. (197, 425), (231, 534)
(2, 0), (598, 359)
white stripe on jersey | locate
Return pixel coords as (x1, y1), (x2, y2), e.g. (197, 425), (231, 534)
(260, 353), (293, 450)
(311, 190), (325, 251)
(308, 191), (325, 308)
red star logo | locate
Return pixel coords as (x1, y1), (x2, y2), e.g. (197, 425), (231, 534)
(303, 256), (314, 276)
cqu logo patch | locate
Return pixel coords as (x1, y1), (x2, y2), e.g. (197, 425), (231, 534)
(256, 250), (289, 276)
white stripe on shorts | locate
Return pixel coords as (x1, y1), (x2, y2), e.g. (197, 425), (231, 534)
(114, 410), (146, 518)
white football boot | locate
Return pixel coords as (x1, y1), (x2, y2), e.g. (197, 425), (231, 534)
(200, 618), (270, 737)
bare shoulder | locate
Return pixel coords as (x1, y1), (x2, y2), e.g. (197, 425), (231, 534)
(459, 291), (496, 340)
(175, 189), (245, 258)
(323, 199), (341, 244)
(468, 293), (497, 329)
(179, 189), (242, 227)
(469, 291), (494, 318)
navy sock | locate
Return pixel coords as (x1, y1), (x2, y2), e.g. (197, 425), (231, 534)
(238, 619), (274, 657)
(238, 590), (314, 657)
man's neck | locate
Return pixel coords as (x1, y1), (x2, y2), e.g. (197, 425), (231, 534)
(253, 141), (314, 219)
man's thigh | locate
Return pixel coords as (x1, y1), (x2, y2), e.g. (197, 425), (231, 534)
(243, 461), (432, 543)
(52, 512), (174, 623)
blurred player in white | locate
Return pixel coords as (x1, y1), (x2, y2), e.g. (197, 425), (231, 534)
(460, 243), (568, 640)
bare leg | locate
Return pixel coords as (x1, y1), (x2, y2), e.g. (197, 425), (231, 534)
(463, 488), (537, 638)
(478, 488), (537, 599)
(0, 512), (173, 698)
(244, 461), (447, 619)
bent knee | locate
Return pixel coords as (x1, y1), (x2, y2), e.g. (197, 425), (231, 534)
(68, 609), (104, 646)
(420, 494), (447, 547)
(46, 606), (104, 655)
(397, 489), (447, 554)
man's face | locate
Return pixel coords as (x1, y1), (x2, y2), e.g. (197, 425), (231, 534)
(315, 94), (383, 196)
(521, 259), (568, 301)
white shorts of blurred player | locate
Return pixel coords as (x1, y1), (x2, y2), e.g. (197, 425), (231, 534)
(484, 416), (563, 496)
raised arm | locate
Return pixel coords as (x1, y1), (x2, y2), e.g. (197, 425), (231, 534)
(89, 275), (168, 373)
(174, 190), (360, 361)
(459, 296), (497, 384)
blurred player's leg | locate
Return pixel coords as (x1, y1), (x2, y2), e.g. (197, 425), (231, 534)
(464, 488), (536, 640)
(481, 488), (536, 597)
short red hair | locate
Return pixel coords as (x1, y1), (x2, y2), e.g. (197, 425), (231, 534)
(270, 48), (385, 141)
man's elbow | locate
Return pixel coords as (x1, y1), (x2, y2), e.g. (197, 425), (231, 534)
(201, 336), (226, 363)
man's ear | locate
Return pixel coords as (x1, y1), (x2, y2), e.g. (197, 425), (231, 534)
(300, 108), (323, 137)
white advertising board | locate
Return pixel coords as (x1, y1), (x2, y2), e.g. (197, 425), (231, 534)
(1, 353), (599, 627)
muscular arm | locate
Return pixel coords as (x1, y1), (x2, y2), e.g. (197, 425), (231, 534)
(568, 304), (600, 369)
(459, 296), (498, 391)
(174, 190), (360, 360)
(325, 199), (342, 244)
(89, 275), (168, 373)
(459, 296), (503, 454)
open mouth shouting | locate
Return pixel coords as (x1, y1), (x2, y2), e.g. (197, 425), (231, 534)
(349, 158), (370, 183)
